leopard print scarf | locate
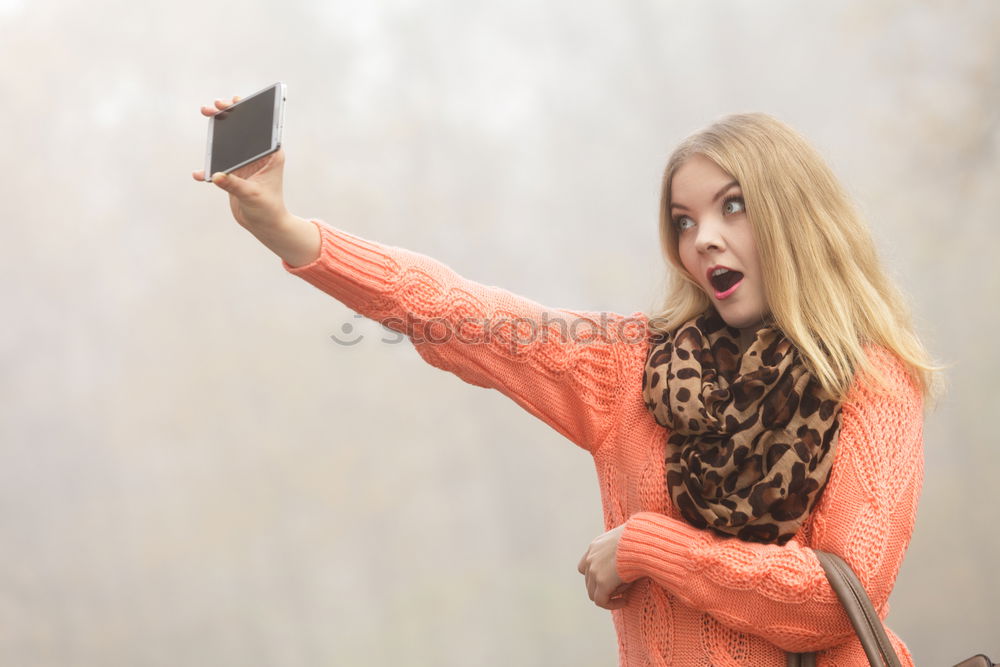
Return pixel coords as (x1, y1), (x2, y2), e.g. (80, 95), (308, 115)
(642, 307), (841, 545)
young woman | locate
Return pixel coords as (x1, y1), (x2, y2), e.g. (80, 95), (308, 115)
(193, 99), (944, 666)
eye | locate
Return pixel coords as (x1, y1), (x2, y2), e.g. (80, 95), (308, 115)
(722, 195), (746, 215)
(674, 216), (694, 232)
(672, 194), (746, 232)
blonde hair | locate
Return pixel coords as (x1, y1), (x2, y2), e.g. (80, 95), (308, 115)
(648, 112), (950, 412)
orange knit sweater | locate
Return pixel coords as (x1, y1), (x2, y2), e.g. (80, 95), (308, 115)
(282, 219), (923, 666)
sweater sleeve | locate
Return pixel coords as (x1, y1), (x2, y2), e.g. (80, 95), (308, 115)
(281, 218), (644, 454)
(614, 348), (924, 653)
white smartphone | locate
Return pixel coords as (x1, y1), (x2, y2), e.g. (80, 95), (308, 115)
(204, 82), (286, 182)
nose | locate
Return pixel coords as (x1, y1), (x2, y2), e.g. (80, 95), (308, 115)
(693, 217), (725, 254)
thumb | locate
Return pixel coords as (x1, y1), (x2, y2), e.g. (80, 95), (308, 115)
(211, 171), (250, 197)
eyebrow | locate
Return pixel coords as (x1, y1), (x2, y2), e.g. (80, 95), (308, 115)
(670, 180), (740, 212)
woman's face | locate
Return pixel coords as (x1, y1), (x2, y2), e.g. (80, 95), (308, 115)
(670, 153), (768, 330)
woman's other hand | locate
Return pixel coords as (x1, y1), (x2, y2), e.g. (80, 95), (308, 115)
(192, 96), (290, 232)
(578, 523), (632, 610)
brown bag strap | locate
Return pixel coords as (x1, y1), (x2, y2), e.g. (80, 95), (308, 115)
(815, 550), (902, 667)
(789, 550), (997, 666)
(786, 550), (901, 667)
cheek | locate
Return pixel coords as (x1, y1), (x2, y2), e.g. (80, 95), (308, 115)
(677, 242), (695, 272)
(679, 250), (699, 282)
(740, 229), (761, 267)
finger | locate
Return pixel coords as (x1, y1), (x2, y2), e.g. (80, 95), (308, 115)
(577, 552), (587, 575)
(605, 595), (628, 610)
(201, 96), (243, 116)
(611, 583), (630, 597)
(202, 95), (242, 115)
(192, 169), (205, 181)
(214, 95), (242, 109)
(596, 587), (615, 609)
(210, 171), (249, 196)
(598, 583), (630, 610)
(201, 103), (228, 116)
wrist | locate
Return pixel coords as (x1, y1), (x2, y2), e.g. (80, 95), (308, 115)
(247, 211), (321, 268)
(277, 213), (322, 268)
(278, 210), (304, 230)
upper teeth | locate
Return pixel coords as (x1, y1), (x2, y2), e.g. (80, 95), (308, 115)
(712, 268), (731, 277)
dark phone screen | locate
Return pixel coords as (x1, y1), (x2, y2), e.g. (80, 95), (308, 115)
(210, 86), (276, 175)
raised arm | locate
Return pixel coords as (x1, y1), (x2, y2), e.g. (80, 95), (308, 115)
(281, 217), (646, 455)
(614, 347), (924, 653)
(192, 97), (641, 455)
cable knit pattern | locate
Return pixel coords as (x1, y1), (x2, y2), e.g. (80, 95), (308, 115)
(282, 219), (923, 666)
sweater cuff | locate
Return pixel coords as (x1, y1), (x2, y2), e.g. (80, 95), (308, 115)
(615, 511), (711, 586)
(281, 219), (398, 307)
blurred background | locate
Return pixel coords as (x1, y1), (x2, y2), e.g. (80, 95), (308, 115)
(2, 0), (998, 664)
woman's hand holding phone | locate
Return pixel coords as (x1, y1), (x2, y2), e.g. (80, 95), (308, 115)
(192, 95), (320, 268)
(192, 96), (289, 231)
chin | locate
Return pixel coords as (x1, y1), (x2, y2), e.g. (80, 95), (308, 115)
(718, 310), (764, 330)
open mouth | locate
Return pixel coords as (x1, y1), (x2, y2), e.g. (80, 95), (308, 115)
(709, 269), (744, 293)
